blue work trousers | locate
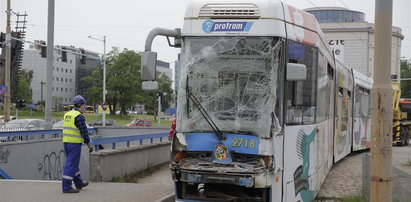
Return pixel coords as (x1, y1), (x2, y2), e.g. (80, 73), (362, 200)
(62, 142), (84, 191)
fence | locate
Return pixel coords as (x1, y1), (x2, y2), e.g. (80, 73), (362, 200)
(90, 132), (170, 151)
(0, 128), (170, 181)
(0, 128), (97, 142)
(1, 129), (169, 152)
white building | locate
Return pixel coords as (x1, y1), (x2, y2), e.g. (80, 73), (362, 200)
(305, 7), (404, 79)
(21, 43), (100, 109)
(156, 60), (172, 80)
(22, 45), (76, 108)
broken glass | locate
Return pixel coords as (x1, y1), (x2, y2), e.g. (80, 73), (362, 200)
(176, 37), (282, 138)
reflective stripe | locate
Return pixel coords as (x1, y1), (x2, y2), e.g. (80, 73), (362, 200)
(63, 110), (83, 143)
(63, 127), (80, 132)
(62, 175), (73, 180)
(75, 171), (81, 176)
(62, 133), (82, 139)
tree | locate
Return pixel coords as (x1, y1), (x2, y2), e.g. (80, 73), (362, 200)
(81, 47), (174, 116)
(106, 49), (143, 115)
(16, 69), (33, 104)
(81, 67), (103, 105)
(157, 73), (173, 110)
(400, 60), (411, 98)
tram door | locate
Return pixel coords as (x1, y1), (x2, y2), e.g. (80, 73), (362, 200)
(334, 65), (353, 163)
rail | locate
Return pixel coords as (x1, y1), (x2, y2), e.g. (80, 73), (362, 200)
(90, 132), (170, 151)
(0, 128), (97, 142)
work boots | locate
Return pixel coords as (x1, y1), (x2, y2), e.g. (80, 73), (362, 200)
(78, 181), (89, 190)
(63, 189), (80, 193)
(62, 181), (89, 193)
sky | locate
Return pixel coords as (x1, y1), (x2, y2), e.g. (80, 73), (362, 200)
(1, 0), (410, 65)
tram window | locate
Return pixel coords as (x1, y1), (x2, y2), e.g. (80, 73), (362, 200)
(347, 91), (351, 97)
(285, 40), (318, 125)
(362, 93), (371, 118)
(355, 86), (371, 118)
(316, 53), (330, 122)
(338, 87), (344, 96)
(327, 63), (334, 78)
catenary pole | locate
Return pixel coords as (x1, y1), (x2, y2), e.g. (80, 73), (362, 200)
(370, 0), (393, 201)
(45, 0), (55, 129)
(103, 36), (106, 126)
(4, 0), (11, 122)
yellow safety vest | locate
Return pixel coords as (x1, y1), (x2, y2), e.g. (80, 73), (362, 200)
(62, 110), (83, 143)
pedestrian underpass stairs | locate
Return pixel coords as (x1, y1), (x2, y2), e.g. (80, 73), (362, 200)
(0, 127), (169, 181)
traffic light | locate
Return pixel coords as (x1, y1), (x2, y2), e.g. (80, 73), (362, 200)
(0, 32), (5, 65)
(40, 41), (47, 58)
(61, 47), (67, 62)
(17, 99), (26, 109)
(80, 48), (86, 64)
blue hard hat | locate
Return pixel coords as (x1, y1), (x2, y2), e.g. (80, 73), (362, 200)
(72, 95), (86, 105)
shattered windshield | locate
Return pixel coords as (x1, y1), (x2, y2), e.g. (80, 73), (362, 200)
(176, 37), (282, 137)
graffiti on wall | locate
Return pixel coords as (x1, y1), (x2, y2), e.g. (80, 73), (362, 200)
(0, 147), (10, 164)
(38, 150), (65, 180)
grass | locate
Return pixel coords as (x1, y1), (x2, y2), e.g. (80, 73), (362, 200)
(111, 163), (166, 183)
(1, 109), (173, 127)
(317, 188), (366, 202)
(341, 194), (362, 202)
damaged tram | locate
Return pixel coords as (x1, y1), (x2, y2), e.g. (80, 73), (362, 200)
(141, 0), (372, 201)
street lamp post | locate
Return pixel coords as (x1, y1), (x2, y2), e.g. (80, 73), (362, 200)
(40, 81), (46, 103)
(88, 35), (106, 126)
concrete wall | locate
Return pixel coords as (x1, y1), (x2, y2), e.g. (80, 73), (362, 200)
(0, 128), (170, 181)
(89, 142), (170, 182)
(95, 127), (169, 149)
(96, 127), (169, 138)
(0, 139), (89, 180)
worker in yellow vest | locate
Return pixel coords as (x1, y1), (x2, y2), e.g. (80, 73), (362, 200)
(62, 95), (94, 193)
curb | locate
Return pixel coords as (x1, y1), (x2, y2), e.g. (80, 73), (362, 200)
(156, 193), (174, 202)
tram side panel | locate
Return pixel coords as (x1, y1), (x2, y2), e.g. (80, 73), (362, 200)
(283, 38), (335, 202)
(316, 49), (336, 172)
(352, 70), (372, 151)
(334, 63), (354, 163)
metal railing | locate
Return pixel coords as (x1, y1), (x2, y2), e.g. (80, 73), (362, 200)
(0, 127), (45, 132)
(0, 129), (169, 152)
(90, 132), (170, 151)
(0, 128), (97, 142)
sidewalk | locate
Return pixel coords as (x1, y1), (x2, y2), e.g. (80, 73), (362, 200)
(316, 152), (362, 200)
(0, 164), (173, 202)
(316, 145), (411, 202)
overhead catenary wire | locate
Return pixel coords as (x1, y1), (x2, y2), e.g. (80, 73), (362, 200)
(337, 0), (350, 9)
(8, 36), (102, 61)
(24, 24), (143, 53)
(304, 0), (369, 45)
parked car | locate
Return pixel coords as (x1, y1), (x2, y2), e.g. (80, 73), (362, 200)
(0, 115), (16, 126)
(90, 119), (116, 126)
(126, 119), (152, 127)
(53, 120), (94, 130)
(0, 119), (47, 141)
(1, 119), (46, 130)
